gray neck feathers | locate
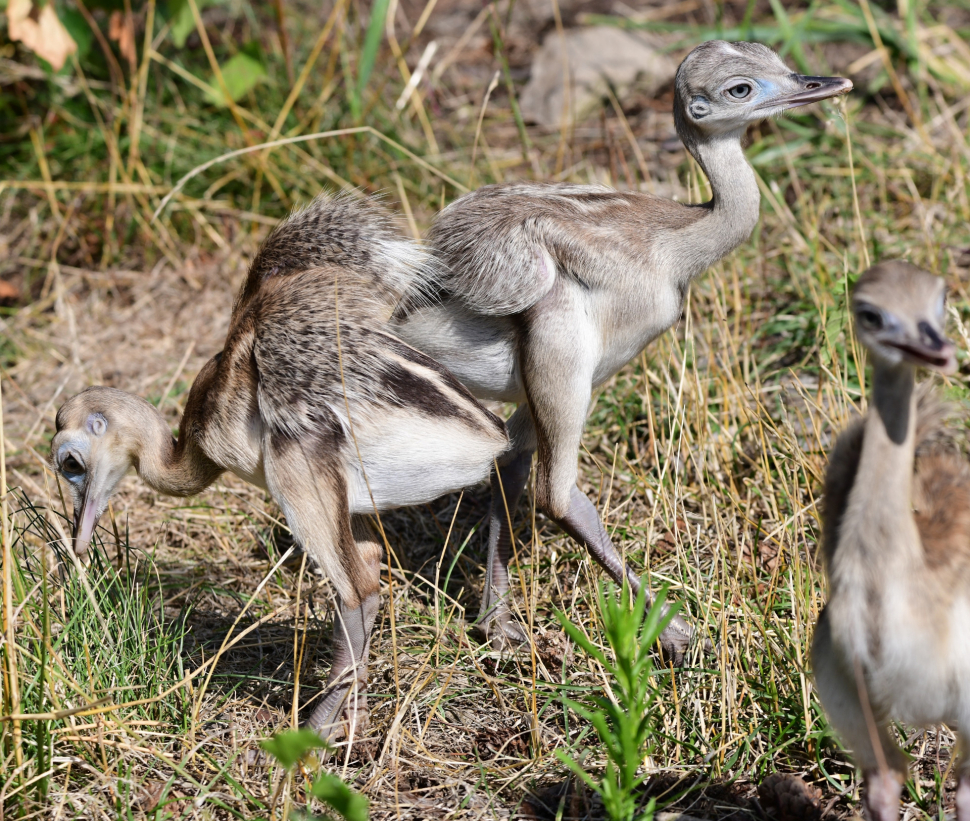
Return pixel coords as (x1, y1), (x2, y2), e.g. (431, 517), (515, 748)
(839, 362), (920, 571)
(871, 362), (915, 446)
(131, 401), (221, 497)
(655, 124), (761, 287)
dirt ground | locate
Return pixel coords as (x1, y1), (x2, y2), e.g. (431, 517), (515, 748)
(3, 0), (970, 818)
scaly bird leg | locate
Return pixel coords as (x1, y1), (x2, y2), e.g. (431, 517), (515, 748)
(520, 321), (696, 663)
(476, 448), (533, 649)
(306, 591), (380, 739)
(863, 768), (903, 821)
(956, 761), (970, 821)
(554, 485), (694, 665)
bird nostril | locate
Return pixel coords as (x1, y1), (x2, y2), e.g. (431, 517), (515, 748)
(806, 82), (821, 89)
(918, 321), (944, 350)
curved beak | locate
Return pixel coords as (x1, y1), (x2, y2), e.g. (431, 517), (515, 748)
(71, 482), (107, 558)
(762, 74), (853, 111)
(883, 321), (957, 374)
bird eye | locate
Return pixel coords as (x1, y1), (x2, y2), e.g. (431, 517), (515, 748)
(857, 307), (883, 331)
(726, 83), (752, 100)
(61, 454), (85, 477)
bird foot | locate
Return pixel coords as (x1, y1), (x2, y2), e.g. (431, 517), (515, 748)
(658, 611), (691, 666)
(331, 706), (370, 745)
(863, 768), (902, 821)
(305, 704), (370, 747)
(955, 772), (970, 821)
(475, 608), (530, 651)
(657, 609), (709, 667)
(304, 685), (369, 743)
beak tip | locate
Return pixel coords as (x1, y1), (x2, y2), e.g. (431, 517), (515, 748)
(72, 495), (102, 559)
(943, 350), (959, 376)
(820, 76), (853, 100)
(764, 75), (854, 113)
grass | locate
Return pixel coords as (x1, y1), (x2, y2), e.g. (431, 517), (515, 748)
(2, 0), (970, 818)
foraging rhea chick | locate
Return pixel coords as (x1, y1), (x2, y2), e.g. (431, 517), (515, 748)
(393, 41), (852, 659)
(51, 195), (509, 739)
(812, 261), (970, 821)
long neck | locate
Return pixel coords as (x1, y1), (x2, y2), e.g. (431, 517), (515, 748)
(657, 126), (762, 286)
(693, 132), (761, 232)
(132, 401), (222, 498)
(839, 362), (921, 570)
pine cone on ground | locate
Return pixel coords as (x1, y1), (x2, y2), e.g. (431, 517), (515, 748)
(758, 773), (823, 821)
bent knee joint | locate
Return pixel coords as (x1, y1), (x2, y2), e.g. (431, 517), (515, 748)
(533, 471), (573, 519)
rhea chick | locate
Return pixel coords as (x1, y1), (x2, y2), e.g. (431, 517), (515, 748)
(51, 195), (509, 740)
(392, 41), (852, 659)
(812, 261), (970, 821)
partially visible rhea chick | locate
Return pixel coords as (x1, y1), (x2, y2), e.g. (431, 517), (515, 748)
(812, 261), (970, 821)
(394, 40), (852, 660)
(51, 195), (508, 740)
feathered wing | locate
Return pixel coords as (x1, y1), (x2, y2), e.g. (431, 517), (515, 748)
(411, 181), (706, 317)
(911, 387), (970, 576)
(247, 268), (508, 509)
(821, 416), (865, 569)
(912, 452), (970, 575)
(248, 270), (405, 440)
(420, 186), (560, 315)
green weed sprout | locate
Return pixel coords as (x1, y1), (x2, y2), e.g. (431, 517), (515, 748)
(555, 583), (678, 821)
(260, 729), (369, 821)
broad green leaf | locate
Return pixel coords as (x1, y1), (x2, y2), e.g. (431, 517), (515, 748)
(259, 728), (329, 769)
(204, 46), (266, 106)
(58, 9), (93, 61)
(311, 773), (370, 821)
(166, 0), (221, 48)
(168, 0), (196, 48)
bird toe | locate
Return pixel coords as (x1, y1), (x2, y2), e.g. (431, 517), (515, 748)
(658, 612), (695, 666)
(476, 614), (530, 652)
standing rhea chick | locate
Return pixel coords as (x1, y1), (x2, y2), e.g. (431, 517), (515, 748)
(392, 41), (852, 659)
(51, 195), (509, 740)
(812, 261), (970, 821)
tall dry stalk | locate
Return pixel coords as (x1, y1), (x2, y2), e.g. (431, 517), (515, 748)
(0, 372), (23, 769)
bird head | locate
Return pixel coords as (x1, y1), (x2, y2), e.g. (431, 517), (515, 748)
(674, 40), (852, 139)
(852, 261), (957, 374)
(51, 386), (149, 557)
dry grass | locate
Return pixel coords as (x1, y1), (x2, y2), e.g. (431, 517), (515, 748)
(3, 0), (970, 818)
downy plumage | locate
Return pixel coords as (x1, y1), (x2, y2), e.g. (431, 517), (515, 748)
(813, 261), (970, 821)
(51, 195), (509, 739)
(392, 41), (853, 659)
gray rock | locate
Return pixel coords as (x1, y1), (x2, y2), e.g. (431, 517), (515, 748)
(520, 26), (675, 127)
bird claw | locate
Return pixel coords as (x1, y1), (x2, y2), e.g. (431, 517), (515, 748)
(658, 612), (691, 666)
(657, 610), (713, 666)
(863, 769), (903, 821)
(477, 598), (709, 663)
(475, 609), (530, 651)
(304, 704), (370, 749)
(304, 683), (370, 743)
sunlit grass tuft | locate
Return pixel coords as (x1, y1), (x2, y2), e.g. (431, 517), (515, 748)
(2, 0), (970, 818)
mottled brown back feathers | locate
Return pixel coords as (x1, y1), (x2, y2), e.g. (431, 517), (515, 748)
(192, 195), (504, 458)
(913, 452), (970, 572)
(411, 182), (707, 316)
(234, 194), (428, 323)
